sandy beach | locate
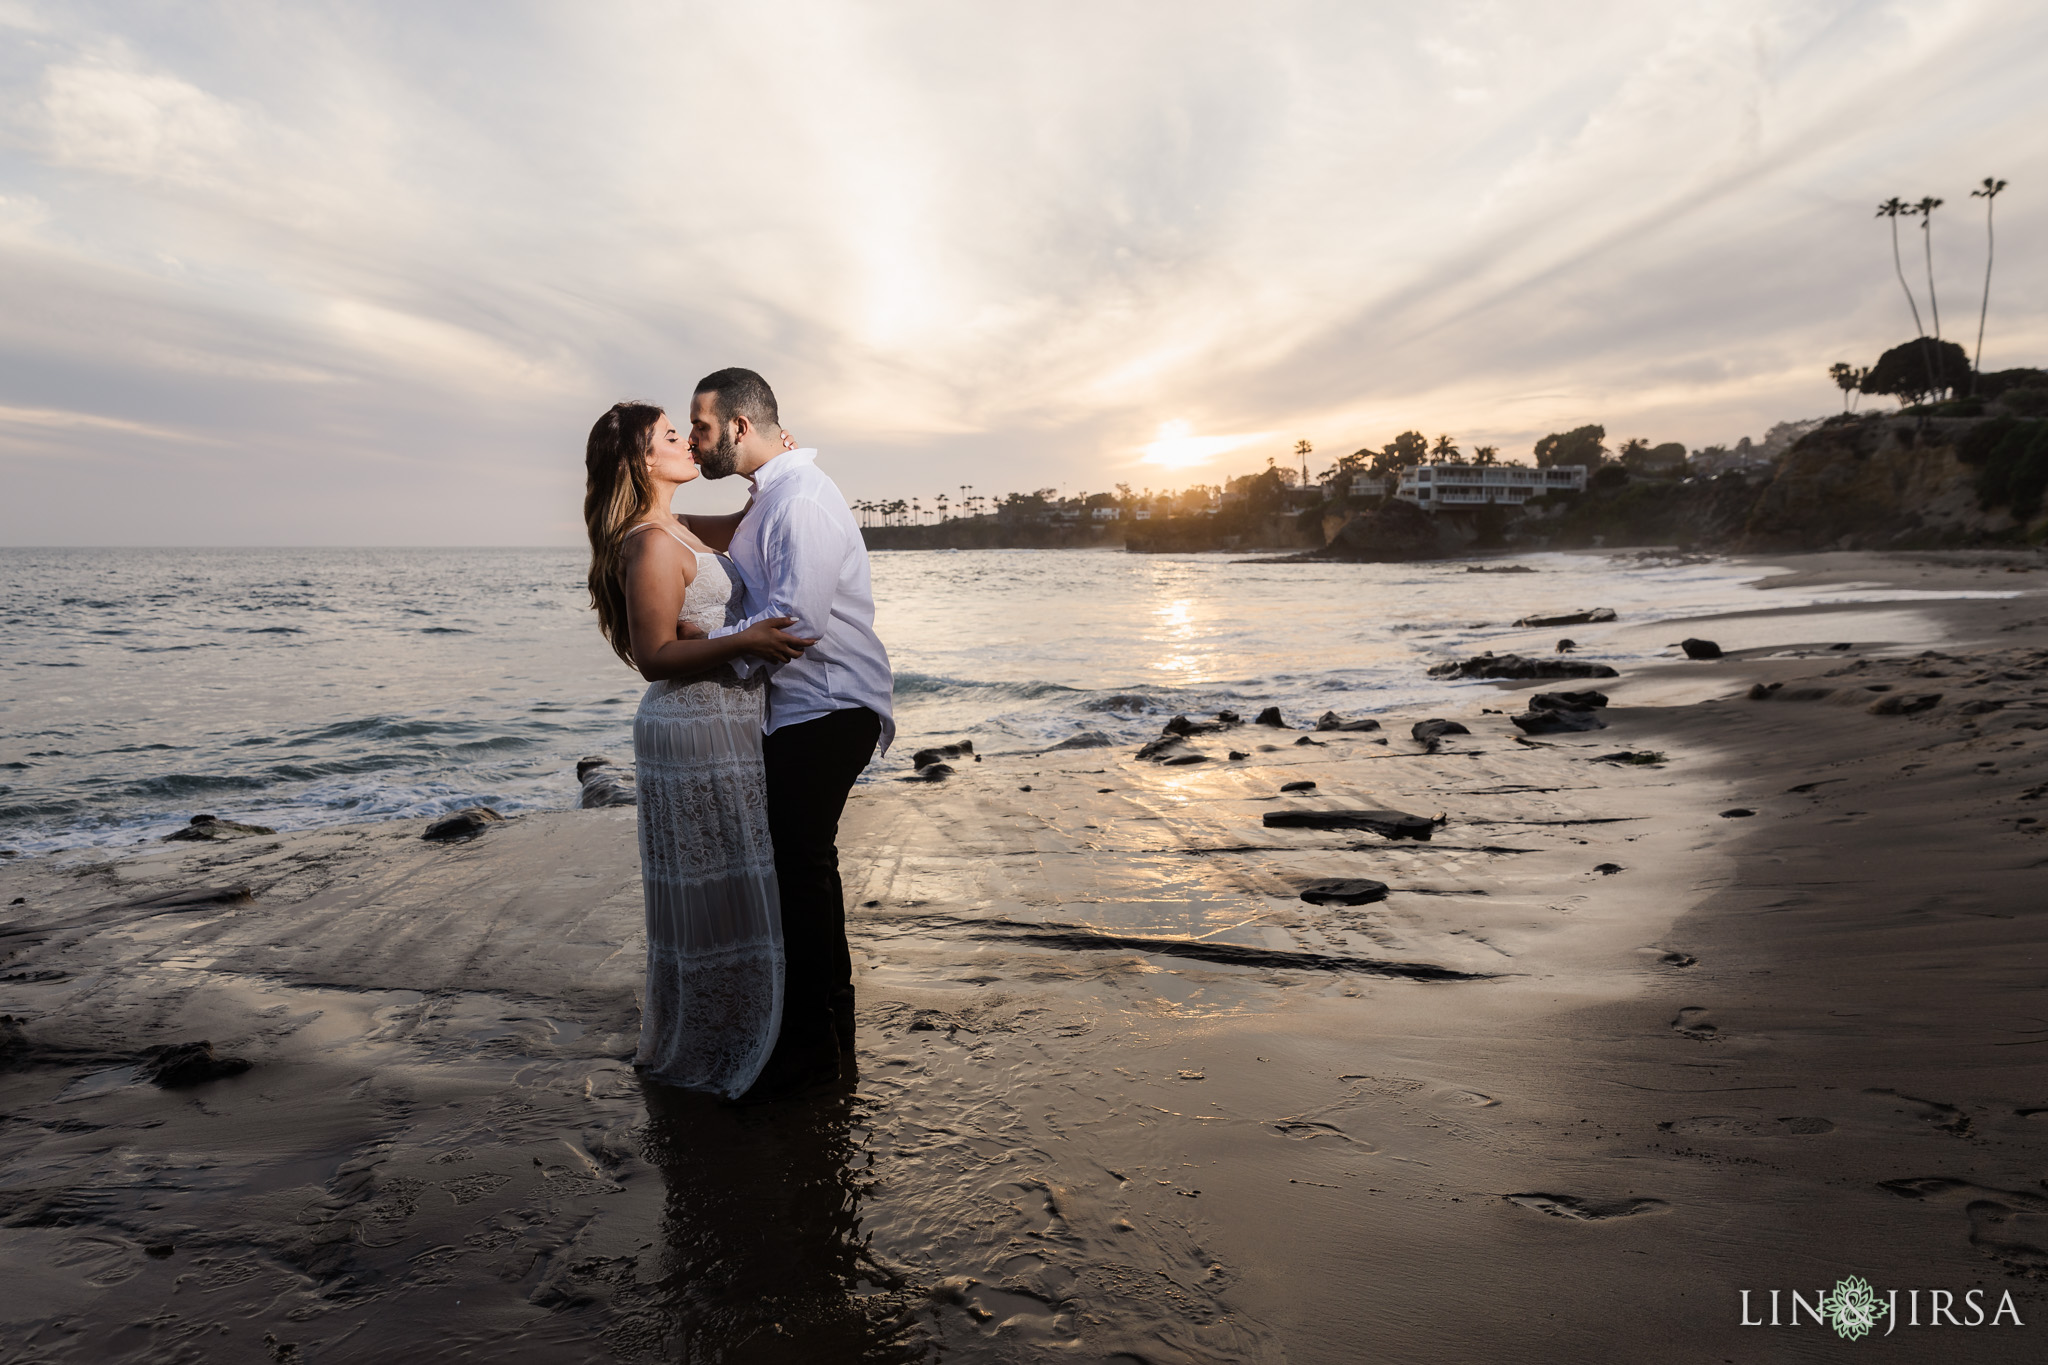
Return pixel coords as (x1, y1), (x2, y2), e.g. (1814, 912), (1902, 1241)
(4, 549), (2047, 1362)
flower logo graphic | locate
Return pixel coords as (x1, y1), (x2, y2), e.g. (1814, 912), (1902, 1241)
(1820, 1275), (1888, 1341)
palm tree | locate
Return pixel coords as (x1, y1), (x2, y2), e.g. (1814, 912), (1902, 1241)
(1293, 439), (1313, 487)
(1876, 197), (1926, 335)
(1431, 434), (1460, 461)
(1471, 445), (1500, 466)
(1914, 195), (1945, 340)
(1970, 177), (2008, 390)
(1828, 362), (1869, 412)
(1877, 197), (1936, 398)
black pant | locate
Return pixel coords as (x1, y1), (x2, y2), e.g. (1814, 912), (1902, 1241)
(762, 706), (881, 1048)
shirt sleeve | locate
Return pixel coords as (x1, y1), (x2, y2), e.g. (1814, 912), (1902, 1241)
(706, 496), (842, 671)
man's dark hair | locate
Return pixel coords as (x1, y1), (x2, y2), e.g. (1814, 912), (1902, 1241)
(693, 367), (780, 429)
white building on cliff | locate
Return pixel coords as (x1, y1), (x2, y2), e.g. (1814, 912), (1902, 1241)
(1395, 463), (1587, 510)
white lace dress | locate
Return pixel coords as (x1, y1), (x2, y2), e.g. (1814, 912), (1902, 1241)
(630, 543), (783, 1098)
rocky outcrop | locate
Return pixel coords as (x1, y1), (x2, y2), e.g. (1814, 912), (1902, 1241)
(1428, 653), (1620, 681)
(1316, 499), (1453, 562)
(1314, 711), (1382, 732)
(162, 814), (275, 842)
(576, 756), (636, 808)
(1679, 638), (1722, 660)
(423, 807), (503, 841)
(1513, 608), (1615, 628)
(144, 1040), (252, 1088)
(1263, 808), (1439, 840)
(1411, 719), (1470, 751)
(913, 741), (975, 769)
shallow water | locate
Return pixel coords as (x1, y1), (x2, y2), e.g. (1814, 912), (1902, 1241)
(0, 545), (2000, 854)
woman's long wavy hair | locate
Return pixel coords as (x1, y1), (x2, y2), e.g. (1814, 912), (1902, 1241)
(585, 401), (665, 667)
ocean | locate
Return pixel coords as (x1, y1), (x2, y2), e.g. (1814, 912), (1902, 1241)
(0, 546), (1990, 856)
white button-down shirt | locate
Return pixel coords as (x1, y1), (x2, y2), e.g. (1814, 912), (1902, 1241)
(711, 449), (895, 754)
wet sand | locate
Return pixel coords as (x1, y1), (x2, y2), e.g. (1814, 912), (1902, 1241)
(3, 550), (2047, 1362)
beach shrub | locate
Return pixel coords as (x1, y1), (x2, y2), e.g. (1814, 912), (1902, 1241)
(2010, 425), (2048, 520)
(1958, 416), (2018, 466)
(2001, 387), (2048, 417)
(1975, 419), (2047, 511)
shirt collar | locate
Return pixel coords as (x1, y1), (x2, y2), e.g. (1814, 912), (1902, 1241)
(745, 447), (818, 492)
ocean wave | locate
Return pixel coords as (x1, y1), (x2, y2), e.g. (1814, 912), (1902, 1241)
(893, 672), (1081, 701)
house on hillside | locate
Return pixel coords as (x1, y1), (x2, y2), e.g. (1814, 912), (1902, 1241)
(1394, 463), (1586, 510)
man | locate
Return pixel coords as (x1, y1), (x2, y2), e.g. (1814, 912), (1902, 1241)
(681, 367), (893, 1095)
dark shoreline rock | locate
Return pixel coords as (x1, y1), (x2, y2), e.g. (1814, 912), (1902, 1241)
(1513, 608), (1617, 628)
(1299, 877), (1389, 906)
(576, 756), (636, 808)
(424, 807), (503, 842)
(913, 741), (975, 769)
(1263, 808), (1438, 840)
(1314, 711), (1382, 732)
(1428, 653), (1620, 681)
(1679, 638), (1723, 660)
(144, 1040), (252, 1088)
(1412, 719), (1470, 751)
(163, 814), (275, 842)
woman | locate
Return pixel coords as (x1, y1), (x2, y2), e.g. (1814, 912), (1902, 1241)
(584, 401), (815, 1098)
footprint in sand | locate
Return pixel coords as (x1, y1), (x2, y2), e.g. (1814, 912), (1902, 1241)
(1505, 1193), (1669, 1221)
(1437, 1088), (1499, 1108)
(1866, 1088), (1973, 1137)
(1670, 1007), (1717, 1038)
(1879, 1177), (2048, 1272)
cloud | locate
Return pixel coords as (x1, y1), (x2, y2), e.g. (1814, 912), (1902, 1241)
(0, 0), (2044, 542)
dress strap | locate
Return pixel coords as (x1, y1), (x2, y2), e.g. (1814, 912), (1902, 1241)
(622, 518), (695, 549)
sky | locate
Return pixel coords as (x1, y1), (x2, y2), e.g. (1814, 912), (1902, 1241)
(2, 0), (2045, 545)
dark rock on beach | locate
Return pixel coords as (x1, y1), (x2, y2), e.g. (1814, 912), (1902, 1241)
(1869, 693), (1942, 716)
(1511, 707), (1607, 735)
(1280, 780), (1317, 792)
(1163, 713), (1240, 737)
(1428, 653), (1620, 681)
(905, 763), (955, 782)
(144, 1040), (252, 1088)
(162, 814), (276, 842)
(1044, 731), (1115, 751)
(1253, 706), (1287, 727)
(423, 807), (504, 842)
(1411, 719), (1470, 750)
(1314, 711), (1383, 732)
(1299, 877), (1390, 906)
(913, 741), (975, 769)
(1679, 638), (1723, 660)
(576, 756), (637, 808)
(1465, 564), (1537, 574)
(1530, 690), (1609, 711)
(1513, 607), (1617, 628)
(1555, 638), (1577, 653)
(1263, 808), (1437, 840)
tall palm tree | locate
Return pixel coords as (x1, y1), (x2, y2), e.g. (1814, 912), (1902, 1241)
(1970, 177), (2008, 390)
(1431, 434), (1460, 461)
(1876, 198), (1924, 335)
(1877, 198), (1936, 398)
(1914, 195), (1945, 340)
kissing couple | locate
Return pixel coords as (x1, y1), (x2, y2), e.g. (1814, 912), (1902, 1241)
(582, 369), (893, 1102)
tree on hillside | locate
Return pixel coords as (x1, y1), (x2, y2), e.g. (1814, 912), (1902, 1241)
(1533, 424), (1606, 468)
(1471, 444), (1500, 466)
(1829, 362), (1870, 411)
(1616, 437), (1649, 463)
(1970, 176), (2008, 390)
(1369, 431), (1430, 478)
(1293, 439), (1313, 486)
(1317, 449), (1370, 483)
(1861, 337), (1971, 404)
